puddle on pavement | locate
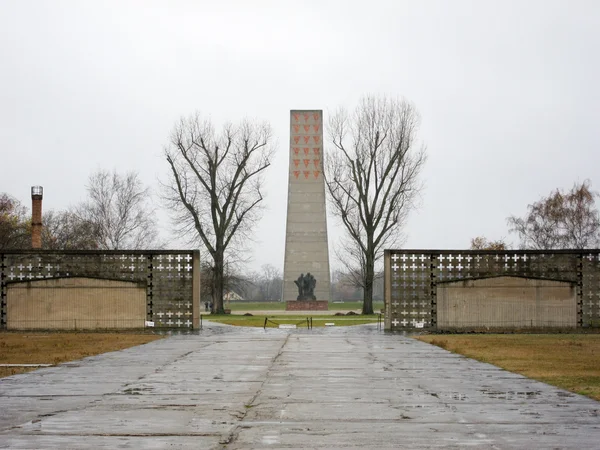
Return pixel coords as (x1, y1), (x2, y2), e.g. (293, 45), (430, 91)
(556, 391), (575, 398)
(480, 390), (541, 400)
(426, 391), (469, 401)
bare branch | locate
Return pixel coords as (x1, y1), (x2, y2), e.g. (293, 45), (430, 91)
(0, 193), (30, 250)
(325, 95), (427, 314)
(507, 180), (600, 249)
(162, 113), (275, 313)
(76, 169), (160, 250)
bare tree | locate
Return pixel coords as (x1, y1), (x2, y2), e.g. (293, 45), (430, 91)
(333, 234), (384, 294)
(470, 236), (508, 251)
(259, 264), (282, 301)
(508, 180), (600, 249)
(198, 259), (249, 306)
(163, 113), (274, 314)
(78, 169), (160, 250)
(238, 265), (283, 302)
(330, 268), (362, 302)
(0, 193), (30, 250)
(325, 95), (427, 314)
(42, 210), (100, 250)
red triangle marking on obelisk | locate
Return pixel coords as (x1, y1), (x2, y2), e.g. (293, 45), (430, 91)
(293, 114), (299, 122)
(303, 159), (310, 167)
(303, 147), (310, 155)
(313, 147), (320, 155)
(313, 125), (320, 133)
(293, 147), (300, 155)
(313, 112), (319, 121)
(293, 159), (299, 167)
(303, 171), (310, 179)
(293, 125), (300, 133)
(313, 159), (320, 168)
(314, 170), (320, 178)
(302, 136), (309, 144)
(303, 125), (310, 133)
(303, 113), (310, 122)
(294, 170), (300, 179)
(293, 136), (300, 144)
(313, 136), (320, 144)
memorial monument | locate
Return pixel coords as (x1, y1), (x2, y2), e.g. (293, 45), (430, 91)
(282, 110), (331, 311)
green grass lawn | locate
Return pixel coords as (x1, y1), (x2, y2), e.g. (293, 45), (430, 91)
(206, 314), (381, 328)
(226, 301), (384, 311)
(329, 301), (384, 311)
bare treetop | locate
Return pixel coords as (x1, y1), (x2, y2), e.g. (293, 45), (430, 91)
(470, 236), (508, 251)
(163, 112), (275, 314)
(326, 95), (427, 314)
(508, 180), (600, 250)
(165, 114), (273, 252)
(78, 170), (160, 250)
(0, 193), (29, 250)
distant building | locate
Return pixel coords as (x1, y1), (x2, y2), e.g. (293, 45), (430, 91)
(224, 290), (244, 302)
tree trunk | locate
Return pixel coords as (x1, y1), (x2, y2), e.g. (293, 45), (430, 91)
(212, 251), (225, 314)
(362, 251), (375, 315)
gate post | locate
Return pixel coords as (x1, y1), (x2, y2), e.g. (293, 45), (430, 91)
(577, 253), (584, 328)
(430, 253), (437, 331)
(192, 250), (201, 329)
(384, 250), (391, 331)
(0, 252), (5, 330)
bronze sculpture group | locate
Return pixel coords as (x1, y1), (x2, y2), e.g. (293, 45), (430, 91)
(294, 272), (317, 301)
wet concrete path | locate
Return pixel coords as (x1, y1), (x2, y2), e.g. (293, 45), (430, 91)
(1, 323), (599, 449)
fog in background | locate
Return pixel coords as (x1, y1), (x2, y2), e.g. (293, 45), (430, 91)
(2, 0), (599, 271)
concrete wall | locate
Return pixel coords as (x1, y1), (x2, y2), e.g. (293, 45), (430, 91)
(7, 277), (146, 330)
(437, 276), (576, 329)
(283, 110), (331, 301)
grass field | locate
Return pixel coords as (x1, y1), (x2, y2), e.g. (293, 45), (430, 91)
(206, 314), (381, 327)
(416, 334), (600, 401)
(0, 333), (163, 378)
(225, 301), (384, 311)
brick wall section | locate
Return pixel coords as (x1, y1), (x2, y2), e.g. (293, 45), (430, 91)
(286, 300), (328, 311)
(7, 277), (146, 330)
(31, 196), (42, 249)
(437, 277), (577, 329)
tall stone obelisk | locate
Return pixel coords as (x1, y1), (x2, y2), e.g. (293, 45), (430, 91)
(283, 110), (331, 306)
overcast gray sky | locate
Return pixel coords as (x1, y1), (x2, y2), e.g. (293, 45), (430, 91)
(1, 0), (599, 273)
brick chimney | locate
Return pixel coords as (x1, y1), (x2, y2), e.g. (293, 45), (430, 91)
(31, 186), (43, 249)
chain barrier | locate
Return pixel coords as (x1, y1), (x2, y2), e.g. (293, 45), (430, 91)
(264, 317), (313, 330)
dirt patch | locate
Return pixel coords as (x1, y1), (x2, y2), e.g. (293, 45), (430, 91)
(0, 332), (163, 378)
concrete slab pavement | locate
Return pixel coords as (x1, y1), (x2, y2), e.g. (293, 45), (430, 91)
(0, 323), (599, 449)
